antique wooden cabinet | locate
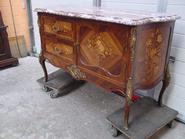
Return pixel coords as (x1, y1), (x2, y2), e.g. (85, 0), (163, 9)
(36, 7), (179, 129)
(0, 11), (18, 68)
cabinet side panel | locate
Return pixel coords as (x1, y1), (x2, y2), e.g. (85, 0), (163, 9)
(134, 22), (173, 89)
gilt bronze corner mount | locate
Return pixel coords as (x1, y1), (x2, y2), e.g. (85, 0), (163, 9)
(67, 65), (86, 80)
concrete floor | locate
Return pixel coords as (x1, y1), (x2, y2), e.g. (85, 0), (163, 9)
(0, 56), (185, 139)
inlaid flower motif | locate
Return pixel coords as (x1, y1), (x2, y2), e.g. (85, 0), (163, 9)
(87, 33), (113, 59)
(142, 28), (164, 83)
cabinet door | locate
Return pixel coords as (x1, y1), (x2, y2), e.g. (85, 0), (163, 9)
(77, 20), (130, 83)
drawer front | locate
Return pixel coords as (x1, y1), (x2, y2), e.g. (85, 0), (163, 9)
(43, 16), (75, 41)
(44, 38), (74, 63)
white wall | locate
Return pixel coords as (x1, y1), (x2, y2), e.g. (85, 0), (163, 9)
(31, 0), (92, 53)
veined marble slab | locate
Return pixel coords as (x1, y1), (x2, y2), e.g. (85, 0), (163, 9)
(35, 6), (180, 26)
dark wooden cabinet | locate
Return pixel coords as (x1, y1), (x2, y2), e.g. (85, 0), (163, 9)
(0, 12), (18, 68)
(36, 7), (179, 130)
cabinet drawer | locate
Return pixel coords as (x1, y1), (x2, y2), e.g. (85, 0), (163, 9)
(45, 38), (74, 62)
(43, 16), (75, 41)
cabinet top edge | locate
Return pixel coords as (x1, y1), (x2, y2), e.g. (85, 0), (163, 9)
(35, 5), (180, 26)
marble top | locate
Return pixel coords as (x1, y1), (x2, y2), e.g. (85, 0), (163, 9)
(35, 6), (180, 26)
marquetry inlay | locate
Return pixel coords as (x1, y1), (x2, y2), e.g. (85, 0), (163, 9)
(87, 33), (113, 59)
(79, 31), (123, 76)
(51, 21), (72, 33)
(142, 28), (164, 83)
(45, 41), (73, 57)
(81, 32), (122, 65)
(43, 17), (74, 40)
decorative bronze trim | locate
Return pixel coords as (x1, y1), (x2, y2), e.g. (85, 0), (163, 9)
(67, 65), (86, 80)
(126, 27), (137, 103)
(130, 27), (137, 62)
(52, 24), (60, 33)
(126, 77), (134, 105)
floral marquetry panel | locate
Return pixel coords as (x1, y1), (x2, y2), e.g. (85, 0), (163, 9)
(134, 23), (172, 89)
(78, 23), (130, 82)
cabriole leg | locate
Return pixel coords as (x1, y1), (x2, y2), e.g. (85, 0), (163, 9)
(158, 65), (170, 106)
(39, 54), (48, 82)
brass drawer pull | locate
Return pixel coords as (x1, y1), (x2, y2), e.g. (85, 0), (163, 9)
(52, 25), (60, 33)
(54, 46), (62, 54)
(54, 46), (59, 51)
(52, 44), (73, 55)
(51, 22), (72, 34)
